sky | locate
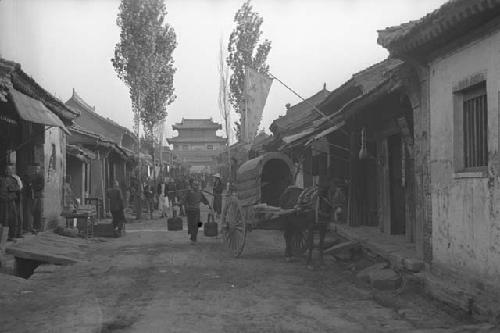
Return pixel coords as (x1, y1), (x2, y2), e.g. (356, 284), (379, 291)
(0, 0), (447, 144)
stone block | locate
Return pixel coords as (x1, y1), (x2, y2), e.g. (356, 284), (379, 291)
(34, 264), (60, 274)
(356, 262), (390, 284)
(403, 258), (424, 272)
(369, 269), (402, 290)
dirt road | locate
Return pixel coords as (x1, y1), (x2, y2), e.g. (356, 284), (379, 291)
(0, 215), (493, 333)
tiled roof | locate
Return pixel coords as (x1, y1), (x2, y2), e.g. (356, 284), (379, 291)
(172, 118), (222, 130)
(270, 85), (330, 137)
(68, 124), (133, 158)
(167, 136), (227, 144)
(65, 89), (136, 148)
(281, 59), (405, 150)
(67, 144), (96, 160)
(378, 0), (500, 56)
(0, 58), (78, 124)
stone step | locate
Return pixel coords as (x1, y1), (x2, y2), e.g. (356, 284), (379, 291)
(356, 262), (402, 290)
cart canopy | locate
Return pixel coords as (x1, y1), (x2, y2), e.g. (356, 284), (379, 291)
(236, 152), (294, 207)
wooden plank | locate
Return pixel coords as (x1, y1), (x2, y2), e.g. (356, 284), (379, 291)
(323, 240), (359, 254)
(378, 138), (391, 234)
(405, 145), (416, 243)
(377, 139), (385, 232)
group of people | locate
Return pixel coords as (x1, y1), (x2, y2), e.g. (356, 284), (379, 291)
(156, 177), (180, 218)
(0, 162), (44, 263)
(137, 173), (225, 244)
(0, 163), (43, 242)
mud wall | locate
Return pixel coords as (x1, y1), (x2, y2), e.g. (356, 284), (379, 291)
(429, 29), (500, 285)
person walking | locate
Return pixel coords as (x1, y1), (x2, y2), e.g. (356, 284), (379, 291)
(176, 176), (187, 216)
(107, 180), (126, 237)
(212, 173), (224, 219)
(143, 178), (154, 220)
(182, 179), (210, 244)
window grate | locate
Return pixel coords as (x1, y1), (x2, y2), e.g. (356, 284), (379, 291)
(463, 93), (488, 168)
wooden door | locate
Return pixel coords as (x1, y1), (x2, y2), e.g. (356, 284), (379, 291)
(388, 134), (406, 235)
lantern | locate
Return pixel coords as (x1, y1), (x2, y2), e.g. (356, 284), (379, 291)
(359, 127), (369, 160)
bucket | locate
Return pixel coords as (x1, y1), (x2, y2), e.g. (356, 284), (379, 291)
(167, 210), (183, 231)
(203, 213), (218, 237)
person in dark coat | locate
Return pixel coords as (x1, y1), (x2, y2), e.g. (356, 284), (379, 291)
(176, 177), (187, 216)
(0, 163), (20, 241)
(212, 173), (224, 218)
(182, 180), (210, 243)
(143, 178), (154, 220)
(25, 163), (44, 233)
(107, 180), (125, 236)
(11, 167), (23, 238)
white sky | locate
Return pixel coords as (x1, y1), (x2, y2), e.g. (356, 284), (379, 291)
(0, 0), (447, 143)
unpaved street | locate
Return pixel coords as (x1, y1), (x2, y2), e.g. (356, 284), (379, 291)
(0, 216), (488, 333)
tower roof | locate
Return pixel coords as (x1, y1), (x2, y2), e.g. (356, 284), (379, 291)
(172, 118), (222, 130)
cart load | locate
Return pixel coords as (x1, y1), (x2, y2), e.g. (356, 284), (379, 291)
(236, 152), (294, 207)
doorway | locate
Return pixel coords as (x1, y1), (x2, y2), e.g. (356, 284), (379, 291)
(388, 134), (405, 234)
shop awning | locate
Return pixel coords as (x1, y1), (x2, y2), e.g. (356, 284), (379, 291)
(9, 89), (69, 134)
(305, 120), (346, 146)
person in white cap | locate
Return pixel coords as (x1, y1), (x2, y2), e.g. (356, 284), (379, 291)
(212, 173), (223, 218)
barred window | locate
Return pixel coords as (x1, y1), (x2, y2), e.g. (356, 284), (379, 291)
(463, 84), (488, 169)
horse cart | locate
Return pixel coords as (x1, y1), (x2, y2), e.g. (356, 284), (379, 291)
(221, 152), (324, 259)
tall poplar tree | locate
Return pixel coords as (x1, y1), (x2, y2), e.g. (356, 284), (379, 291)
(112, 0), (176, 141)
(227, 0), (271, 141)
(112, 0), (176, 217)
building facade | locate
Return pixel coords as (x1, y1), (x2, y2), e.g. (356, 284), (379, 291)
(378, 0), (500, 317)
(65, 89), (137, 215)
(167, 118), (227, 173)
(0, 58), (78, 230)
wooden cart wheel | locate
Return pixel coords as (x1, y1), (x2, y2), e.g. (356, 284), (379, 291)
(221, 196), (246, 257)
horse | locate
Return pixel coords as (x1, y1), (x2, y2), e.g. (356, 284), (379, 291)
(280, 186), (331, 269)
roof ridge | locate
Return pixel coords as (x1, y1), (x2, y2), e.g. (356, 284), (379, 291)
(376, 0), (495, 49)
(351, 58), (401, 79)
(1, 57), (79, 120)
(66, 92), (133, 134)
(0, 58), (20, 73)
(285, 87), (331, 112)
(69, 89), (95, 113)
